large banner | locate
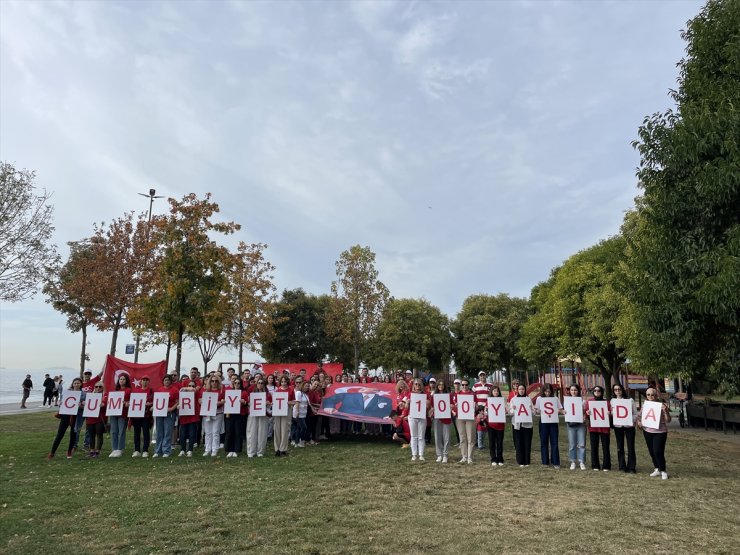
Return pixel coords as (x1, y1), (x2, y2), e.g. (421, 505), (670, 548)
(318, 383), (397, 424)
(101, 355), (167, 393)
(260, 363), (344, 380)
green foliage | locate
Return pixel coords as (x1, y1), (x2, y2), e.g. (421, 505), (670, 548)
(366, 298), (451, 372)
(625, 0), (740, 395)
(453, 293), (529, 377)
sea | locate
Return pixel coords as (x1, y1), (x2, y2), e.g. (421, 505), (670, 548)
(0, 367), (85, 406)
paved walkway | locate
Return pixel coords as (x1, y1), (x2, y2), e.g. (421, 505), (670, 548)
(0, 402), (58, 416)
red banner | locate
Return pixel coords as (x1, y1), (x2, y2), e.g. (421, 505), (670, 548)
(259, 363), (344, 379)
(101, 355), (167, 392)
(318, 383), (398, 424)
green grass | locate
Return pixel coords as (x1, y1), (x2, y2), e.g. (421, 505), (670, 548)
(1, 413), (739, 555)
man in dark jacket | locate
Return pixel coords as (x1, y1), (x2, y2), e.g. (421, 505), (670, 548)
(43, 374), (55, 406)
(21, 375), (33, 408)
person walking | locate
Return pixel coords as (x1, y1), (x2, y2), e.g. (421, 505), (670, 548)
(21, 374), (33, 408)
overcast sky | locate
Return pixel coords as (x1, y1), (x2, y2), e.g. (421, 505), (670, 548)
(0, 0), (704, 371)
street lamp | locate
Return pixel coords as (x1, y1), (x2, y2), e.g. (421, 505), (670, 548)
(134, 188), (164, 362)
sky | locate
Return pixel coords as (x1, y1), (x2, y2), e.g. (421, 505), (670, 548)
(0, 0), (705, 372)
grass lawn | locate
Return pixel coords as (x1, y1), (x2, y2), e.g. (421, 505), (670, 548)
(1, 413), (739, 555)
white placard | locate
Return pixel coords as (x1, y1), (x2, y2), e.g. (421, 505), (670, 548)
(588, 400), (610, 428)
(537, 398), (560, 424)
(59, 390), (81, 416)
(179, 391), (195, 416)
(564, 397), (584, 423)
(153, 392), (170, 417)
(224, 390), (242, 415)
(199, 392), (218, 417)
(249, 392), (266, 416)
(486, 397), (506, 424)
(457, 394), (475, 421)
(611, 399), (634, 426)
(128, 392), (147, 418)
(433, 393), (451, 420)
(83, 392), (103, 418)
(641, 401), (664, 429)
(106, 391), (125, 416)
(271, 391), (289, 416)
(512, 397), (533, 424)
(409, 393), (427, 419)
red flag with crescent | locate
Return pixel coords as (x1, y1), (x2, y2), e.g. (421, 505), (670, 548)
(101, 354), (167, 392)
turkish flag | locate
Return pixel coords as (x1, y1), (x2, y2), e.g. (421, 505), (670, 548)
(101, 355), (167, 392)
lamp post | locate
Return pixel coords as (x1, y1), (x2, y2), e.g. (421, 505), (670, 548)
(134, 188), (163, 362)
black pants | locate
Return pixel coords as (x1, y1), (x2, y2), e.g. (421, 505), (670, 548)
(86, 421), (105, 451)
(643, 430), (667, 472)
(224, 414), (242, 452)
(513, 427), (533, 465)
(179, 422), (198, 452)
(306, 412), (316, 442)
(132, 418), (151, 453)
(589, 431), (611, 470)
(488, 427), (504, 463)
(50, 417), (76, 455)
(614, 427), (636, 472)
(43, 389), (54, 406)
(240, 414), (248, 450)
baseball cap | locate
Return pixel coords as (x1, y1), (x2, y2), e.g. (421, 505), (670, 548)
(84, 370), (92, 375)
(478, 371), (486, 376)
(141, 376), (150, 381)
(405, 369), (413, 374)
(429, 377), (437, 383)
(454, 379), (461, 384)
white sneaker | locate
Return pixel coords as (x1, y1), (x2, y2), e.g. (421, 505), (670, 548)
(650, 468), (661, 477)
(132, 451), (141, 458)
(248, 454), (254, 458)
(141, 452), (148, 458)
(297, 442), (305, 448)
(152, 453), (159, 458)
(442, 457), (448, 463)
(178, 451), (185, 457)
(661, 471), (668, 480)
(186, 451), (192, 457)
(435, 456), (442, 463)
(459, 458), (467, 464)
(467, 459), (473, 465)
(257, 453), (263, 457)
(219, 443), (224, 449)
(419, 456), (425, 461)
(203, 451), (211, 457)
(579, 462), (586, 471)
(411, 456), (417, 461)
(521, 465), (525, 468)
(290, 441), (296, 447)
(211, 452), (217, 457)
(498, 462), (504, 466)
(108, 451), (117, 458)
(492, 462), (496, 466)
(603, 469), (609, 472)
(162, 454), (169, 458)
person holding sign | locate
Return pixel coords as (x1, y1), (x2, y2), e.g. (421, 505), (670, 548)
(200, 375), (225, 457)
(407, 379), (430, 461)
(453, 380), (476, 464)
(47, 377), (85, 460)
(177, 381), (200, 457)
(432, 380), (451, 463)
(611, 384), (637, 473)
(534, 383), (563, 469)
(153, 375), (178, 458)
(486, 386), (506, 466)
(637, 388), (671, 480)
(84, 383), (106, 459)
(131, 376), (154, 459)
(585, 386), (611, 471)
(108, 374), (132, 458)
(224, 377), (247, 457)
(273, 375), (295, 457)
(246, 378), (271, 457)
(565, 384), (587, 471)
(509, 384), (534, 467)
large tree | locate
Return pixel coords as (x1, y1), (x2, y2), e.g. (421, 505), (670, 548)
(366, 298), (452, 372)
(453, 293), (529, 381)
(0, 162), (59, 302)
(326, 245), (390, 371)
(625, 0), (740, 394)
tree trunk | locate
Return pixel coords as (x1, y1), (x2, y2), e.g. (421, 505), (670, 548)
(79, 323), (88, 378)
(165, 336), (172, 367)
(353, 322), (360, 373)
(109, 323), (119, 356)
(238, 340), (244, 373)
(175, 322), (184, 375)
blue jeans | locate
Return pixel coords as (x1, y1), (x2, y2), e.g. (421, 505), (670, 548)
(539, 422), (560, 466)
(292, 417), (307, 443)
(476, 430), (485, 449)
(109, 416), (127, 451)
(155, 412), (176, 455)
(567, 423), (586, 463)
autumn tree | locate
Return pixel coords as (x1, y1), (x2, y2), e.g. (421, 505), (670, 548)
(140, 194), (239, 373)
(43, 241), (101, 376)
(625, 0), (740, 395)
(453, 293), (529, 382)
(226, 242), (277, 369)
(366, 298), (451, 372)
(326, 245), (390, 371)
(0, 162), (59, 302)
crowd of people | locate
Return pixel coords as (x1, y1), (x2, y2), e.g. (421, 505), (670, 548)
(44, 367), (672, 479)
(20, 373), (66, 408)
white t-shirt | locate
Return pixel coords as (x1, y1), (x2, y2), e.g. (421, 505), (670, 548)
(293, 391), (309, 418)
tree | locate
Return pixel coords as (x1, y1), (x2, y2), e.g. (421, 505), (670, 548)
(43, 242), (102, 376)
(141, 194), (239, 373)
(453, 293), (529, 382)
(519, 281), (558, 372)
(227, 242), (277, 369)
(625, 0), (740, 394)
(366, 298), (451, 372)
(326, 245), (390, 371)
(0, 162), (59, 301)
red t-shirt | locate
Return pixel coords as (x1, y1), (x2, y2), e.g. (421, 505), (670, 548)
(156, 385), (178, 412)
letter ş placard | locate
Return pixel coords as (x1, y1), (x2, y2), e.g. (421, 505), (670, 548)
(564, 397), (584, 424)
(179, 391), (195, 416)
(539, 398), (559, 424)
(409, 393), (427, 419)
(128, 392), (147, 418)
(153, 392), (170, 417)
(434, 393), (451, 420)
(611, 399), (634, 426)
(106, 391), (125, 416)
(224, 390), (242, 415)
(271, 391), (289, 416)
(59, 390), (82, 416)
(83, 392), (102, 418)
(487, 397), (506, 424)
